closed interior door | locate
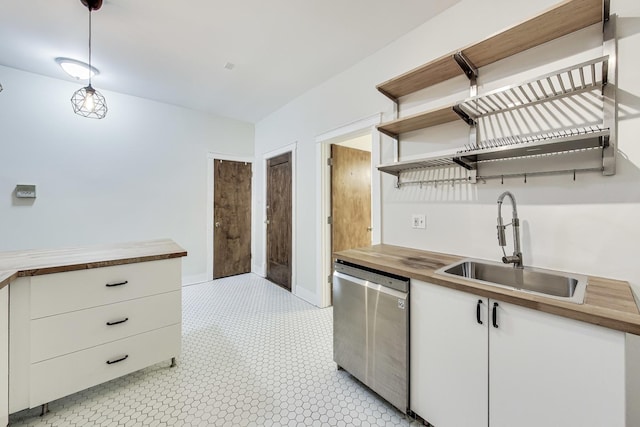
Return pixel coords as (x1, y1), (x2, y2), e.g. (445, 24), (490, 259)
(331, 144), (371, 255)
(213, 159), (252, 279)
(266, 152), (292, 291)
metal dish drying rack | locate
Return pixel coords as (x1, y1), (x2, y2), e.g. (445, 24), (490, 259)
(378, 55), (616, 187)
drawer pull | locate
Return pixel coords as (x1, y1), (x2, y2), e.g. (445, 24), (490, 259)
(106, 317), (129, 326)
(105, 280), (128, 288)
(106, 355), (129, 365)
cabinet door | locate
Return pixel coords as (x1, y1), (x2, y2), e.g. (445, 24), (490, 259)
(411, 280), (488, 427)
(489, 300), (625, 427)
(1, 285), (8, 427)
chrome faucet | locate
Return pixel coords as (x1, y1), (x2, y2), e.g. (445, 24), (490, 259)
(497, 191), (523, 268)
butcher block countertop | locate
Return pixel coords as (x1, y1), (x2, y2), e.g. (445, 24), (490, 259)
(0, 239), (187, 290)
(335, 244), (640, 335)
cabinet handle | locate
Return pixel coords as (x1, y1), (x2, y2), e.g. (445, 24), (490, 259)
(105, 280), (128, 287)
(106, 317), (129, 326)
(492, 302), (499, 328)
(476, 300), (483, 324)
(106, 354), (129, 365)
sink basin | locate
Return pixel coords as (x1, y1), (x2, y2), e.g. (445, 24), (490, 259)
(435, 259), (587, 304)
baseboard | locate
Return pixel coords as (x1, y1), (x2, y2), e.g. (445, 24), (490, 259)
(252, 263), (266, 277)
(294, 285), (318, 307)
(182, 273), (209, 287)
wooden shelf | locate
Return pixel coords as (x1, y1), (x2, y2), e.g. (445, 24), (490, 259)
(376, 0), (603, 101)
(377, 57), (463, 102)
(376, 105), (460, 138)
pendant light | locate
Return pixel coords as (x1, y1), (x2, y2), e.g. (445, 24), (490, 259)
(71, 0), (107, 119)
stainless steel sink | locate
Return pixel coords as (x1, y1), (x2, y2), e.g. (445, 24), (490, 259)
(435, 259), (587, 304)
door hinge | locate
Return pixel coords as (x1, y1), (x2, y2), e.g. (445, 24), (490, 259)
(327, 216), (332, 225)
(327, 158), (333, 167)
(328, 274), (332, 283)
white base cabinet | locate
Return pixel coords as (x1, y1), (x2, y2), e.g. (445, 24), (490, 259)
(411, 279), (626, 427)
(1, 286), (8, 427)
(9, 258), (182, 413)
(410, 278), (488, 427)
(489, 300), (624, 427)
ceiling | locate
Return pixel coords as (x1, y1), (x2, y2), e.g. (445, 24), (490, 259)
(0, 0), (458, 123)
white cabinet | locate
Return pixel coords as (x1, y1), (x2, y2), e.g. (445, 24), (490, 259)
(489, 300), (625, 427)
(0, 285), (8, 427)
(410, 279), (487, 427)
(411, 279), (626, 427)
(9, 258), (182, 413)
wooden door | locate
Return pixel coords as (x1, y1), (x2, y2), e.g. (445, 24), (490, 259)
(331, 144), (371, 254)
(213, 159), (252, 279)
(266, 152), (292, 291)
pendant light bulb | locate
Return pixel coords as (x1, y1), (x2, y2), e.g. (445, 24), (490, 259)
(83, 87), (96, 112)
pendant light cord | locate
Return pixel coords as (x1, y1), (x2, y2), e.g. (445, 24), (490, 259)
(88, 7), (92, 87)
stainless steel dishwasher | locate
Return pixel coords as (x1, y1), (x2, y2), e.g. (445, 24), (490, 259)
(333, 259), (409, 413)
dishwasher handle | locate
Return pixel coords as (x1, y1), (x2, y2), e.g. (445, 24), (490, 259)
(333, 271), (408, 299)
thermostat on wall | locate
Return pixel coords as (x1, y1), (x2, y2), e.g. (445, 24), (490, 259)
(15, 185), (36, 198)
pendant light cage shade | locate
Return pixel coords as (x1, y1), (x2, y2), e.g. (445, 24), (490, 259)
(71, 85), (107, 119)
(72, 0), (107, 119)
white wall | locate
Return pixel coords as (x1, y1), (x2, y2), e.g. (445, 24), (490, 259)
(254, 0), (640, 305)
(0, 66), (254, 282)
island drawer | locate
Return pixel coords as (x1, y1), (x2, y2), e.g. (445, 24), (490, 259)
(30, 290), (181, 363)
(29, 324), (181, 408)
(30, 258), (180, 319)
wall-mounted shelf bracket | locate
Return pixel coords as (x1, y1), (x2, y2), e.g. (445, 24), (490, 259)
(602, 12), (616, 176)
(603, 0), (610, 24)
(453, 52), (478, 81)
(452, 157), (476, 171)
(452, 105), (476, 126)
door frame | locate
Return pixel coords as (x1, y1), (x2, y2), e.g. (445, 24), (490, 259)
(315, 113), (382, 308)
(262, 143), (297, 296)
(207, 152), (255, 282)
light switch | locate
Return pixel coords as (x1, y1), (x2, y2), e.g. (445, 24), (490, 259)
(15, 184), (36, 198)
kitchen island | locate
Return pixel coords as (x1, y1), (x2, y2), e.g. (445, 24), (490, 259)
(0, 239), (187, 425)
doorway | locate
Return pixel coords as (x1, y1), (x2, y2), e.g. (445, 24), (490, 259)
(265, 151), (292, 291)
(329, 137), (372, 304)
(212, 159), (252, 279)
(315, 113), (382, 308)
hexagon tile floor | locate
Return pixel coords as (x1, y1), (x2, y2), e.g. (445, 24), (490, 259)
(10, 273), (419, 427)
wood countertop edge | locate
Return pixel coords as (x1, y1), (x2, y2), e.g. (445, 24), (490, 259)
(335, 245), (640, 336)
(16, 251), (188, 277)
(0, 271), (18, 290)
(0, 239), (188, 289)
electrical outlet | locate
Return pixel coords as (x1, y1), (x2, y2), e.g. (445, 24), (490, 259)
(411, 214), (426, 229)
